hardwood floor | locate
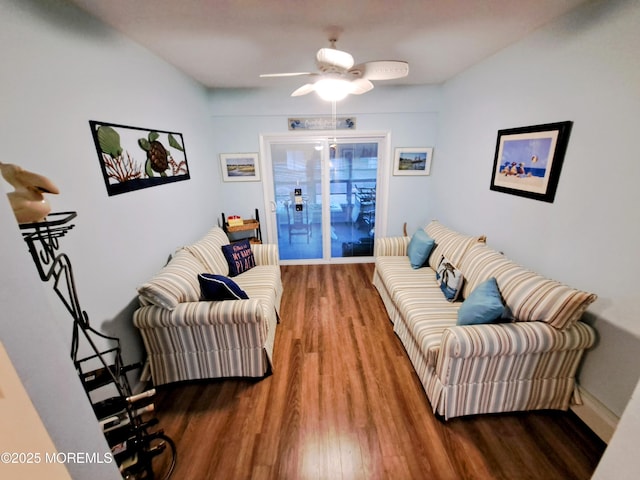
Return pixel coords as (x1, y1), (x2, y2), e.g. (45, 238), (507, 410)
(153, 263), (605, 479)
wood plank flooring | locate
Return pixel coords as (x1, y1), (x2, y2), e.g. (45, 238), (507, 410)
(153, 263), (605, 479)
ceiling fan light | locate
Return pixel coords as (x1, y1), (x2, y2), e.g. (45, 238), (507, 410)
(314, 78), (352, 102)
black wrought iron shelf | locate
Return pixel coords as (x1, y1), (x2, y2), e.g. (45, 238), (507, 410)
(20, 211), (176, 479)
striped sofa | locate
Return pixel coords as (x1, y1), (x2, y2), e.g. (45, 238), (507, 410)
(133, 227), (282, 386)
(373, 221), (597, 420)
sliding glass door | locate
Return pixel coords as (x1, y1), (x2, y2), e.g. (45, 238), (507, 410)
(261, 133), (388, 263)
(269, 141), (324, 260)
(328, 141), (379, 258)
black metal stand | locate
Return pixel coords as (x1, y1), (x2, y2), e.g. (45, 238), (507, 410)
(20, 212), (176, 479)
(221, 207), (262, 243)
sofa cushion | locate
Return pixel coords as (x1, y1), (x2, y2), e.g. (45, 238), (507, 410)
(184, 226), (230, 275)
(407, 230), (435, 269)
(459, 243), (597, 329)
(222, 239), (256, 277)
(424, 220), (484, 271)
(234, 265), (283, 318)
(457, 277), (505, 325)
(459, 243), (512, 298)
(435, 256), (464, 302)
(375, 256), (436, 300)
(233, 265), (282, 298)
(137, 249), (205, 310)
(393, 285), (459, 368)
(198, 273), (249, 301)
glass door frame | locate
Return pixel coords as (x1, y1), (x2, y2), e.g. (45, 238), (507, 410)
(260, 130), (391, 265)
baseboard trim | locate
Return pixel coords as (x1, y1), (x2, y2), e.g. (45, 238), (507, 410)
(571, 387), (619, 443)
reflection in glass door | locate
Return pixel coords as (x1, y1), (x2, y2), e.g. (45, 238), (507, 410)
(270, 142), (323, 260)
(263, 135), (386, 262)
(328, 142), (378, 258)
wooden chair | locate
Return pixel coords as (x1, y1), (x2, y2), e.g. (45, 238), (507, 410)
(285, 200), (311, 244)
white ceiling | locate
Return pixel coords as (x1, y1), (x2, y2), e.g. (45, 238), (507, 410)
(69, 0), (588, 89)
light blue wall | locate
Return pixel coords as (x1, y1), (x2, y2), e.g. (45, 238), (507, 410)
(1, 0), (220, 354)
(434, 0), (640, 417)
(207, 0), (640, 420)
(2, 0), (639, 476)
(208, 85), (441, 237)
(0, 186), (119, 478)
(0, 1), (219, 477)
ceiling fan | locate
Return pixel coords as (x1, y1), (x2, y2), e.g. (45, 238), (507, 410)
(260, 39), (409, 101)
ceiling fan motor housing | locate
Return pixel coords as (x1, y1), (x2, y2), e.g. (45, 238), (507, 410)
(260, 39), (409, 99)
(316, 47), (354, 72)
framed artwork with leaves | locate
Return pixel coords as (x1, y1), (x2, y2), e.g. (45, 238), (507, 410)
(89, 120), (190, 196)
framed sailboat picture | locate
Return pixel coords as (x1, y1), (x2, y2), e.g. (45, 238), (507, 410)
(490, 121), (572, 203)
(393, 147), (433, 176)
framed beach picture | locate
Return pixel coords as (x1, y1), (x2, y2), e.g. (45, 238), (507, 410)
(220, 153), (261, 182)
(393, 147), (433, 176)
(490, 121), (573, 203)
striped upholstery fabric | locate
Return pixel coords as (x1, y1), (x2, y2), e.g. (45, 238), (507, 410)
(234, 265), (283, 318)
(183, 227), (231, 275)
(251, 243), (280, 267)
(134, 227), (282, 385)
(426, 322), (595, 419)
(375, 256), (438, 296)
(392, 286), (459, 382)
(137, 249), (206, 310)
(427, 368), (582, 420)
(373, 256), (441, 326)
(373, 221), (482, 324)
(372, 221), (597, 419)
(424, 220), (485, 270)
(133, 298), (278, 385)
(372, 238), (411, 324)
(438, 321), (595, 360)
(459, 243), (597, 329)
(373, 235), (410, 257)
(372, 269), (403, 325)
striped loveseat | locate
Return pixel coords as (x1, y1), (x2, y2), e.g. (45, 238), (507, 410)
(133, 226), (282, 386)
(373, 221), (597, 420)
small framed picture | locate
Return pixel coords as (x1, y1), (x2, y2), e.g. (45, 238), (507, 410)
(393, 147), (433, 176)
(220, 153), (261, 182)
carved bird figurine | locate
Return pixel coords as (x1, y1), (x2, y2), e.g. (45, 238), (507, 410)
(0, 161), (60, 223)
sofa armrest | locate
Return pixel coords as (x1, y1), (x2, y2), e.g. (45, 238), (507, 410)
(433, 321), (596, 383)
(133, 298), (268, 329)
(250, 243), (280, 266)
(441, 321), (595, 359)
(374, 236), (411, 257)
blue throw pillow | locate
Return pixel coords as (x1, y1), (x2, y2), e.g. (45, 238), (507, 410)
(198, 273), (249, 301)
(457, 277), (505, 325)
(221, 239), (256, 277)
(407, 229), (435, 269)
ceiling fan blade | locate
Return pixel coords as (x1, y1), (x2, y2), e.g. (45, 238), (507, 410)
(260, 72), (313, 78)
(350, 79), (374, 95)
(291, 83), (315, 97)
(349, 61), (409, 80)
(316, 48), (354, 70)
